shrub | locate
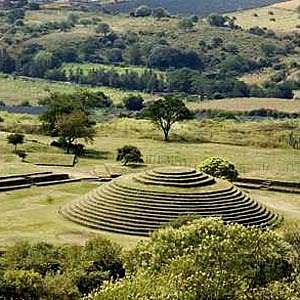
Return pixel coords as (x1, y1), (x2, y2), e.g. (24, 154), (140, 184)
(16, 150), (27, 162)
(152, 7), (169, 19)
(0, 270), (44, 300)
(135, 5), (152, 17)
(122, 94), (144, 111)
(116, 145), (144, 166)
(92, 218), (294, 299)
(197, 157), (239, 181)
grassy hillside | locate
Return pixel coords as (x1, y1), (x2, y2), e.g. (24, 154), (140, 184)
(227, 1), (300, 33)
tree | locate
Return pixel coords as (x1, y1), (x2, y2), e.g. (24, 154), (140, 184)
(178, 18), (194, 32)
(122, 94), (144, 111)
(135, 5), (152, 17)
(32, 50), (58, 77)
(96, 23), (110, 36)
(148, 46), (202, 70)
(146, 96), (192, 141)
(90, 218), (295, 300)
(107, 48), (123, 63)
(261, 43), (279, 57)
(40, 89), (111, 133)
(197, 157), (239, 181)
(7, 133), (24, 152)
(152, 7), (169, 19)
(55, 112), (96, 154)
(6, 8), (25, 24)
(117, 145), (144, 166)
(0, 48), (15, 73)
(207, 13), (226, 27)
(126, 45), (143, 65)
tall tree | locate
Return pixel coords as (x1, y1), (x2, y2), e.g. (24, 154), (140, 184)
(146, 96), (192, 141)
(55, 112), (96, 154)
(7, 133), (24, 152)
(40, 89), (111, 133)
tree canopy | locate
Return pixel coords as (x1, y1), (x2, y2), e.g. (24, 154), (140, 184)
(145, 96), (192, 141)
(90, 218), (299, 300)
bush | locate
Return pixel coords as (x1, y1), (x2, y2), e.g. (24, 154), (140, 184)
(0, 270), (44, 300)
(92, 218), (294, 299)
(197, 157), (239, 181)
(135, 5), (152, 17)
(16, 150), (27, 161)
(7, 133), (25, 152)
(122, 94), (144, 111)
(116, 145), (144, 166)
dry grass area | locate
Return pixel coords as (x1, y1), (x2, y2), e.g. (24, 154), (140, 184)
(25, 9), (68, 23)
(188, 97), (300, 113)
(241, 68), (275, 85)
(272, 0), (300, 10)
(228, 2), (300, 33)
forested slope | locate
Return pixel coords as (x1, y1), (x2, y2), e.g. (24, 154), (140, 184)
(103, 0), (284, 15)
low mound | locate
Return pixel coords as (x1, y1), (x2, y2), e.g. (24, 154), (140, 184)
(61, 167), (281, 236)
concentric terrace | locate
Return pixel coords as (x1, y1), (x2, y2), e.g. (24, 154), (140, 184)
(61, 167), (281, 236)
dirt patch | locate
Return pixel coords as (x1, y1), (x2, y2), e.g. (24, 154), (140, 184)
(57, 231), (97, 245)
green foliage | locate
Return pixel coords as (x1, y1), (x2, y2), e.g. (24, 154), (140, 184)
(146, 96), (192, 141)
(90, 218), (295, 300)
(96, 23), (110, 36)
(178, 18), (194, 32)
(152, 7), (169, 19)
(207, 14), (226, 27)
(0, 270), (44, 300)
(40, 89), (111, 133)
(135, 5), (152, 17)
(7, 133), (25, 152)
(55, 111), (96, 154)
(197, 157), (239, 181)
(117, 145), (144, 166)
(0, 237), (124, 299)
(283, 223), (300, 253)
(122, 94), (144, 111)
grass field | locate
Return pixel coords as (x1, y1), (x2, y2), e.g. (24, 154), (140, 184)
(0, 165), (298, 248)
(0, 75), (152, 105)
(0, 182), (142, 248)
(0, 114), (299, 247)
(0, 116), (299, 180)
(227, 1), (300, 33)
(187, 97), (300, 113)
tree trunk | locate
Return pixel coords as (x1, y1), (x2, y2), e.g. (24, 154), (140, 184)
(67, 141), (71, 154)
(163, 129), (169, 142)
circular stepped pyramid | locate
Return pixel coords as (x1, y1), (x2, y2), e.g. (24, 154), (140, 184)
(61, 167), (281, 236)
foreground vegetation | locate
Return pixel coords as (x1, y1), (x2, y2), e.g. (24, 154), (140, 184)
(0, 218), (299, 299)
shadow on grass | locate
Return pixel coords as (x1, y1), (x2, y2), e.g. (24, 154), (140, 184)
(124, 163), (147, 169)
(85, 149), (113, 160)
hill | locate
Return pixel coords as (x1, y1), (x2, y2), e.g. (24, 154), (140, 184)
(227, 0), (300, 33)
(103, 0), (286, 15)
